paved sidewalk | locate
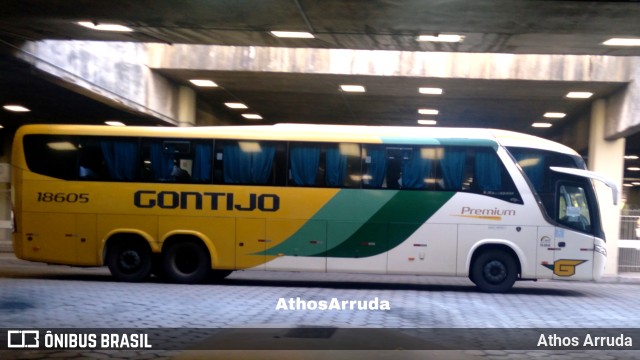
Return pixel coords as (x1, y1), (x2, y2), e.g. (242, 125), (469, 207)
(2, 252), (640, 360)
(602, 272), (640, 284)
(0, 241), (12, 253)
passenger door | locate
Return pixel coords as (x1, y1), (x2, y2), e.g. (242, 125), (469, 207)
(235, 218), (266, 270)
(551, 181), (595, 280)
(536, 226), (557, 279)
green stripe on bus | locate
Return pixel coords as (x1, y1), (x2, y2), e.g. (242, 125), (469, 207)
(260, 190), (454, 258)
(380, 137), (499, 150)
(260, 189), (395, 256)
(321, 191), (454, 258)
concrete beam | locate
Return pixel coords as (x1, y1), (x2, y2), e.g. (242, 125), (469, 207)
(15, 41), (640, 137)
(17, 40), (180, 126)
(148, 44), (640, 137)
(148, 44), (633, 82)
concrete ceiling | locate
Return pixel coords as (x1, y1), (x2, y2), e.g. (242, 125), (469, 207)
(3, 0), (640, 55)
(158, 69), (625, 130)
(1, 0), (639, 150)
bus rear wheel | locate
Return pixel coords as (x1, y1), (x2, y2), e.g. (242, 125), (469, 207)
(470, 249), (518, 293)
(162, 240), (210, 284)
(106, 240), (152, 282)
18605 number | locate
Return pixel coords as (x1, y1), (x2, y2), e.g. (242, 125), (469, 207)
(36, 192), (89, 203)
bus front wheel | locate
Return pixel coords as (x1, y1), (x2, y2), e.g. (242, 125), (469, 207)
(162, 240), (210, 284)
(470, 249), (518, 293)
(106, 240), (152, 282)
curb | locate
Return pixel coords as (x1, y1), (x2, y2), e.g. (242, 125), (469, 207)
(0, 242), (11, 253)
(600, 274), (640, 284)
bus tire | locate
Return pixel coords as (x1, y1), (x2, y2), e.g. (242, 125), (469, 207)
(163, 240), (210, 284)
(106, 240), (152, 282)
(470, 249), (517, 293)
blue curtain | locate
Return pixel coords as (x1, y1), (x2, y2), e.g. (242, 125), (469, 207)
(101, 140), (138, 181)
(441, 148), (466, 190)
(402, 148), (432, 189)
(192, 143), (212, 182)
(223, 143), (252, 183)
(513, 152), (544, 193)
(148, 142), (174, 181)
(325, 146), (347, 186)
(290, 145), (320, 185)
(223, 142), (275, 184)
(363, 145), (387, 188)
(251, 144), (275, 184)
(475, 151), (502, 191)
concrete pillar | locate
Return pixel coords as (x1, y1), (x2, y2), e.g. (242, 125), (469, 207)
(0, 132), (13, 251)
(178, 86), (196, 127)
(588, 99), (625, 275)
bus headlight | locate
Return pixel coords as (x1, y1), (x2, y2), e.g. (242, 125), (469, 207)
(594, 244), (607, 257)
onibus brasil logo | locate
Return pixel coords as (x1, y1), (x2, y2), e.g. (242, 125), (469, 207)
(6, 330), (152, 349)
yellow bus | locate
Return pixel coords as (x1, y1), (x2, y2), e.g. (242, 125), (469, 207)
(11, 124), (617, 292)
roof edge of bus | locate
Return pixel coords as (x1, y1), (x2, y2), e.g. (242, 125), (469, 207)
(15, 122), (496, 136)
(273, 123), (498, 138)
(488, 128), (580, 156)
(14, 123), (579, 156)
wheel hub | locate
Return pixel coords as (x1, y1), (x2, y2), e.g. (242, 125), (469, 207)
(483, 260), (507, 284)
(174, 249), (198, 274)
(119, 250), (141, 271)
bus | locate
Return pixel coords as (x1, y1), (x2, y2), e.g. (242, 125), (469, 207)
(10, 124), (617, 292)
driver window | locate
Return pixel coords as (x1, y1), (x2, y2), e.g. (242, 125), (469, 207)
(557, 183), (592, 234)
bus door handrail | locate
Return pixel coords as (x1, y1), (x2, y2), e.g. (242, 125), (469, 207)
(550, 166), (619, 205)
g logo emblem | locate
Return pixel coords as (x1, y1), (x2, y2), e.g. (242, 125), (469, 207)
(543, 259), (587, 277)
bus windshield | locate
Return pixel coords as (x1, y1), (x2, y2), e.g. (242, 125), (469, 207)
(506, 147), (586, 219)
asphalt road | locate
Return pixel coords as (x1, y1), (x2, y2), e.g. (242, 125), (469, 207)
(1, 253), (639, 359)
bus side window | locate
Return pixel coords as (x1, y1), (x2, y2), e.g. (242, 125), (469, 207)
(406, 147), (441, 190)
(439, 147), (467, 191)
(362, 145), (417, 189)
(24, 135), (142, 182)
(363, 145), (448, 190)
(92, 138), (139, 181)
(326, 143), (361, 188)
(216, 140), (282, 185)
(77, 138), (107, 180)
(189, 141), (213, 183)
(390, 146), (439, 190)
(474, 149), (502, 191)
(362, 145), (387, 188)
(466, 147), (523, 204)
(557, 183), (592, 234)
(289, 143), (323, 186)
(24, 135), (79, 180)
(141, 139), (212, 183)
(288, 142), (361, 188)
